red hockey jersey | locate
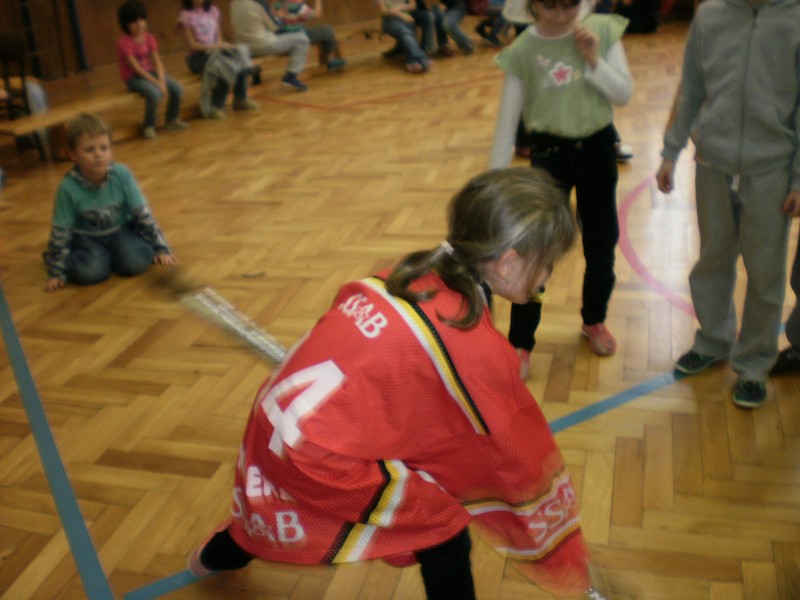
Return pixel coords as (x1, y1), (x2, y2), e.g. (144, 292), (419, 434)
(228, 274), (590, 596)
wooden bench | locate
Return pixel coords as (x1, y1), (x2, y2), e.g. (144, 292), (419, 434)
(0, 19), (399, 159)
(0, 92), (139, 139)
(0, 61), (206, 160)
(0, 51), (309, 159)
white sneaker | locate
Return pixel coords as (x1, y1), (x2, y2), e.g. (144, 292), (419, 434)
(165, 119), (189, 130)
(233, 99), (260, 111)
(142, 126), (156, 139)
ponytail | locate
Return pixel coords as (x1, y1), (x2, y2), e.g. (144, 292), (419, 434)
(385, 167), (575, 329)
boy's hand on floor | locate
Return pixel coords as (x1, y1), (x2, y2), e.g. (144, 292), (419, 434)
(154, 253), (177, 267)
(45, 278), (66, 292)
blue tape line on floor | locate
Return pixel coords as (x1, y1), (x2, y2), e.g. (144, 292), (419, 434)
(124, 373), (683, 599)
(0, 281), (114, 600)
(2, 280), (683, 600)
(123, 570), (201, 600)
(549, 372), (679, 434)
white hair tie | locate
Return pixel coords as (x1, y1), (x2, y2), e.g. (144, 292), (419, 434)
(440, 240), (454, 256)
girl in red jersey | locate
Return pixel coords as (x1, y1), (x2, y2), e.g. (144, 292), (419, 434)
(188, 167), (607, 599)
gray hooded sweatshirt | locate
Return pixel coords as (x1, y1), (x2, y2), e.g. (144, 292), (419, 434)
(662, 0), (800, 190)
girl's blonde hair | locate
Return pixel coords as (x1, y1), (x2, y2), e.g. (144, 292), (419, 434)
(385, 167), (575, 328)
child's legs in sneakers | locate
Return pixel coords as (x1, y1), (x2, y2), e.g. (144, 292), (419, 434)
(411, 9), (436, 54)
(126, 76), (162, 128)
(731, 169), (791, 380)
(382, 16), (428, 66)
(443, 6), (472, 50)
(164, 76), (183, 123)
(689, 163), (743, 358)
(573, 126), (619, 325)
(306, 24), (339, 62)
(272, 32), (311, 75)
(432, 6), (449, 49)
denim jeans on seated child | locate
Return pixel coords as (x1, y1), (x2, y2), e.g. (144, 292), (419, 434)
(66, 224), (155, 285)
(443, 4), (472, 51)
(382, 15), (428, 66)
(125, 73), (183, 128)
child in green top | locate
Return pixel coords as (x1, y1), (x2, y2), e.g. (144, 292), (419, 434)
(489, 0), (632, 377)
(43, 113), (176, 292)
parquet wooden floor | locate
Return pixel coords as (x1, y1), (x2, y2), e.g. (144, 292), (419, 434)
(1, 17), (799, 600)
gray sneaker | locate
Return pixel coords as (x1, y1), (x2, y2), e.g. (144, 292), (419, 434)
(165, 119), (189, 130)
(233, 99), (260, 111)
(732, 379), (767, 409)
(674, 350), (727, 375)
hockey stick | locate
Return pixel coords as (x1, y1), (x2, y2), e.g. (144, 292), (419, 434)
(149, 268), (287, 365)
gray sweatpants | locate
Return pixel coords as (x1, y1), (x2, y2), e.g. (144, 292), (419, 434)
(689, 161), (791, 380)
(249, 31), (310, 74)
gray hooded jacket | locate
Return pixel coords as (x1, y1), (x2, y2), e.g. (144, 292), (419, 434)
(662, 0), (800, 189)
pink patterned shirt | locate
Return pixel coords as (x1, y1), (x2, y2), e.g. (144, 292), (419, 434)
(177, 6), (221, 49)
(116, 33), (158, 82)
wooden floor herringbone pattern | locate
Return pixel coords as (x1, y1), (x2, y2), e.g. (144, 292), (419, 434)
(1, 18), (799, 600)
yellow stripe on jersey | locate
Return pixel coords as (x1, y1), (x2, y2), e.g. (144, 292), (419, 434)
(361, 277), (489, 435)
(462, 470), (581, 561)
(332, 460), (409, 563)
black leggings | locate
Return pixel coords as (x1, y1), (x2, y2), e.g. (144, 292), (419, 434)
(199, 527), (475, 600)
(508, 124), (620, 351)
(417, 529), (476, 600)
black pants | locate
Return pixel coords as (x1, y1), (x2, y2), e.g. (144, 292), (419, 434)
(509, 125), (619, 352)
(200, 527), (476, 600)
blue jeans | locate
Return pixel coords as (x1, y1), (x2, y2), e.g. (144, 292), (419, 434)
(186, 51), (249, 108)
(66, 225), (155, 285)
(381, 15), (429, 67)
(306, 24), (338, 56)
(126, 73), (183, 128)
(411, 7), (448, 53)
(443, 5), (472, 51)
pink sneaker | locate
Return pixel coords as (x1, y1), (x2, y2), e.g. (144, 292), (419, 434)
(187, 519), (232, 577)
(516, 348), (532, 381)
(581, 323), (617, 356)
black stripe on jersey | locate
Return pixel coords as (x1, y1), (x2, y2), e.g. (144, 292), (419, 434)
(359, 460), (392, 524)
(322, 522), (355, 565)
(405, 299), (491, 435)
(321, 461), (391, 564)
